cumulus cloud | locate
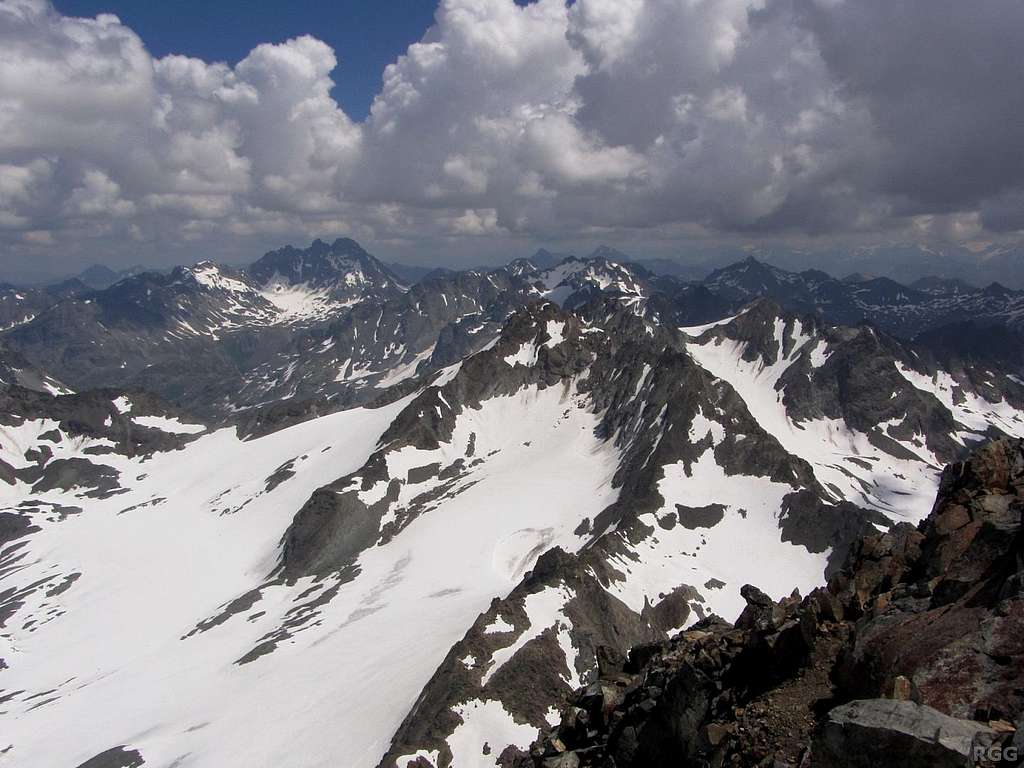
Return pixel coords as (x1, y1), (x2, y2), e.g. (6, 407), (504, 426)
(0, 0), (1022, 277)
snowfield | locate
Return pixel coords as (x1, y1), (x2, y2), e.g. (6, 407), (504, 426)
(4, 294), (1024, 768)
(2, 401), (406, 767)
(687, 320), (943, 522)
(607, 447), (831, 623)
(1, 383), (621, 768)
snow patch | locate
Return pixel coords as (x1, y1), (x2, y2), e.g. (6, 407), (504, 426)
(447, 699), (538, 768)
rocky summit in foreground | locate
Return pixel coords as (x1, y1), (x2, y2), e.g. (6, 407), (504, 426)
(523, 437), (1024, 768)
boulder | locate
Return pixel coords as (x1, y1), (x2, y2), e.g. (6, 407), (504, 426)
(812, 699), (999, 768)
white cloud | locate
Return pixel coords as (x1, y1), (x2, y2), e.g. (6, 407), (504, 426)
(65, 169), (136, 217)
(0, 158), (54, 228)
(0, 0), (1022, 278)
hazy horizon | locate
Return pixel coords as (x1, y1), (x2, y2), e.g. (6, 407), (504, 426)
(5, 235), (1024, 293)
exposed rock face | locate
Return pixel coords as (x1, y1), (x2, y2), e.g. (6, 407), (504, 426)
(3, 264), (282, 417)
(0, 337), (68, 394)
(0, 385), (205, 460)
(0, 279), (89, 333)
(249, 237), (405, 306)
(833, 438), (1024, 722)
(813, 699), (1000, 768)
(74, 746), (145, 768)
(378, 548), (673, 768)
(520, 438), (1024, 768)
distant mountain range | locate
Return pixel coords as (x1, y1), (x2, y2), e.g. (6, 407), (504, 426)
(1, 239), (1021, 424)
(635, 241), (1024, 290)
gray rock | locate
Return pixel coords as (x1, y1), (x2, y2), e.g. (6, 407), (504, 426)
(812, 699), (998, 768)
(74, 746), (145, 768)
(541, 752), (580, 768)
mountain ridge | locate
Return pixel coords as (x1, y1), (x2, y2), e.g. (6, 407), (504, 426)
(1, 236), (1023, 768)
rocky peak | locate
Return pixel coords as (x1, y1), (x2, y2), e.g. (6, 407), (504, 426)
(587, 245), (632, 263)
(174, 261), (254, 293)
(522, 437), (1024, 767)
(692, 298), (820, 367)
(508, 257), (543, 279)
(249, 237), (402, 294)
(983, 282), (1013, 299)
(534, 255), (649, 309)
(530, 248), (572, 270)
(246, 238), (406, 324)
(703, 256), (790, 295)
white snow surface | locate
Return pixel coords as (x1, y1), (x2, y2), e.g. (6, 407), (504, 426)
(259, 277), (355, 323)
(1, 401), (407, 768)
(188, 262), (252, 294)
(445, 699), (537, 768)
(687, 321), (943, 522)
(894, 363), (1024, 437)
(2, 383), (620, 768)
(607, 447), (830, 623)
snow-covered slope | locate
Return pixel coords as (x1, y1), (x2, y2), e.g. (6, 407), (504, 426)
(3, 292), (1024, 768)
(0, 376), (622, 766)
(1, 395), (408, 767)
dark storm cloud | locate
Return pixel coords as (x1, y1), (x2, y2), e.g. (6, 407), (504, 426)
(798, 0), (1024, 213)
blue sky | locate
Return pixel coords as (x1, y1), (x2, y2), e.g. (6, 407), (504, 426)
(53, 0), (441, 120)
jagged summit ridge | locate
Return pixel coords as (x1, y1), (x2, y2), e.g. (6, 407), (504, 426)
(521, 437), (1024, 768)
(249, 237), (406, 322)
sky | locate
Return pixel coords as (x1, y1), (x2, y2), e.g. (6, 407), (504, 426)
(1, 0), (1023, 281)
(52, 1), (441, 121)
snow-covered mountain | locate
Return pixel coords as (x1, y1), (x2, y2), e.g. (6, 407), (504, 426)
(0, 243), (536, 419)
(526, 255), (650, 309)
(249, 238), (407, 323)
(2, 239), (1024, 767)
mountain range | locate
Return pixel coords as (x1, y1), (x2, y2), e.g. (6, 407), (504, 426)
(1, 238), (1022, 768)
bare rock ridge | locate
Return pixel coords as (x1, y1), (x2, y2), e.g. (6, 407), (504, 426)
(520, 437), (1024, 768)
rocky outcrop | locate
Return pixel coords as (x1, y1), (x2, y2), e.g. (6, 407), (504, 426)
(74, 746), (145, 768)
(0, 385), (204, 460)
(813, 699), (1001, 768)
(249, 237), (405, 303)
(0, 385), (206, 501)
(832, 437), (1024, 722)
(521, 438), (1024, 767)
(521, 586), (838, 767)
